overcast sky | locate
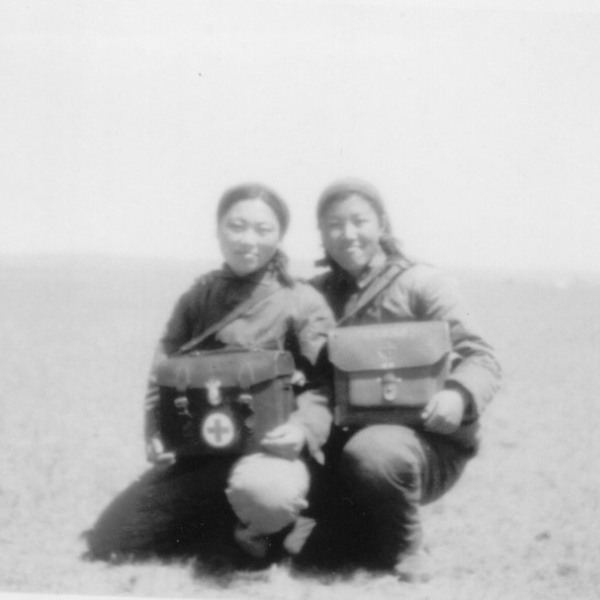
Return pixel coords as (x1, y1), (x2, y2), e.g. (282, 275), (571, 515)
(1, 0), (600, 273)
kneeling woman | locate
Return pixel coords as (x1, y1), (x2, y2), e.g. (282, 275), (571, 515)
(86, 183), (334, 565)
(310, 179), (501, 581)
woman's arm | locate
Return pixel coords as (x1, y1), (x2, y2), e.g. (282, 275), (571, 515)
(264, 284), (335, 464)
(142, 289), (196, 464)
(406, 265), (502, 421)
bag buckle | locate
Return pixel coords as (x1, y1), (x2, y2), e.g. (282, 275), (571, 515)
(380, 372), (401, 403)
(206, 377), (222, 406)
(174, 395), (191, 417)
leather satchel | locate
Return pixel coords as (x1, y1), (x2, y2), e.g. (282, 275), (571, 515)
(328, 321), (451, 428)
(154, 348), (295, 458)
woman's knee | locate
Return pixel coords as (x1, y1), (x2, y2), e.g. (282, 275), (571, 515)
(225, 453), (310, 535)
(340, 425), (424, 488)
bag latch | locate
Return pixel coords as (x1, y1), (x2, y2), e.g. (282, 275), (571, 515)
(380, 372), (402, 403)
(206, 377), (222, 406)
(174, 395), (191, 417)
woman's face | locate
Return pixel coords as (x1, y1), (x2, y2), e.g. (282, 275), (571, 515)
(218, 198), (282, 276)
(319, 194), (384, 277)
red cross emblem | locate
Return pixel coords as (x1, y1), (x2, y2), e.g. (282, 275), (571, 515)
(201, 412), (235, 448)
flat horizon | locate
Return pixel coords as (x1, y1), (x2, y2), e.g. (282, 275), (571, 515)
(2, 251), (600, 283)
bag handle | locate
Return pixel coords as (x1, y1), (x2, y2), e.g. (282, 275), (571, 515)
(336, 262), (406, 326)
(175, 284), (278, 355)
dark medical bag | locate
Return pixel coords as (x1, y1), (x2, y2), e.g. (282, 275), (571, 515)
(328, 321), (451, 428)
(154, 348), (296, 458)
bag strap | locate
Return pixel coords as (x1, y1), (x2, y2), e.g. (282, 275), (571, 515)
(175, 284), (278, 356)
(337, 261), (406, 326)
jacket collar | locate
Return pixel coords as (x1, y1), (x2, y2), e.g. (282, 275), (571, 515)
(221, 261), (275, 285)
(354, 250), (388, 290)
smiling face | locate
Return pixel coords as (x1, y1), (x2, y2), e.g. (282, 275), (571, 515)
(217, 198), (282, 276)
(319, 194), (385, 277)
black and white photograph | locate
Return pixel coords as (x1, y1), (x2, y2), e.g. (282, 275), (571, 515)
(1, 1), (599, 599)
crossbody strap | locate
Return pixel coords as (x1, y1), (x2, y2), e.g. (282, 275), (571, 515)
(336, 262), (406, 326)
(175, 284), (278, 356)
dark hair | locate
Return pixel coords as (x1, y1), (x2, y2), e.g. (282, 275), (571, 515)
(316, 178), (410, 266)
(217, 182), (294, 286)
(217, 182), (290, 235)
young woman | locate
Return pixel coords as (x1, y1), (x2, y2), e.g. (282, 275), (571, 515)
(85, 183), (334, 566)
(307, 178), (501, 581)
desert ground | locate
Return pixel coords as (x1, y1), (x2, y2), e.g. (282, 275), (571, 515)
(1, 255), (599, 600)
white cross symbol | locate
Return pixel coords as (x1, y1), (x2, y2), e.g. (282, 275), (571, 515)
(201, 412), (235, 448)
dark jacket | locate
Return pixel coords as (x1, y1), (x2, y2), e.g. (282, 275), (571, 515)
(312, 254), (501, 449)
(144, 264), (335, 462)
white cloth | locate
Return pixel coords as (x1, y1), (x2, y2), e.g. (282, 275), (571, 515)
(225, 452), (309, 535)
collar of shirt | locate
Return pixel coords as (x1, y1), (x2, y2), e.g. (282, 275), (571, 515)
(220, 262), (275, 286)
(354, 250), (389, 290)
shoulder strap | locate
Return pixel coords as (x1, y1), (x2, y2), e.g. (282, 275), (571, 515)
(175, 284), (278, 355)
(337, 262), (406, 326)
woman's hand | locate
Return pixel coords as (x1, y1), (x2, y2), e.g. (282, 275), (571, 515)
(421, 389), (466, 435)
(145, 435), (176, 466)
(260, 423), (306, 460)
(290, 370), (307, 387)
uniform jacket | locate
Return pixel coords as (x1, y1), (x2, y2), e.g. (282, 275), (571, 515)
(312, 253), (502, 449)
(145, 263), (335, 462)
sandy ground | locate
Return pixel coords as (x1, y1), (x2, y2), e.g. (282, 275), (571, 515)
(0, 256), (599, 600)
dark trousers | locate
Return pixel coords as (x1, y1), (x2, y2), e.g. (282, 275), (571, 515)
(85, 457), (239, 563)
(300, 424), (474, 570)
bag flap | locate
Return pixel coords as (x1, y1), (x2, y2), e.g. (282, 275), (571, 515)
(154, 349), (295, 391)
(328, 321), (450, 372)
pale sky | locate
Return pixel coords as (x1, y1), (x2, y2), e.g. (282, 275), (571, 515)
(1, 0), (600, 273)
